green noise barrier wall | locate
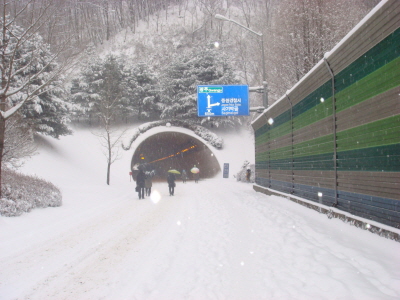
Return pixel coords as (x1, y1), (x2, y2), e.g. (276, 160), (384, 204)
(252, 0), (400, 229)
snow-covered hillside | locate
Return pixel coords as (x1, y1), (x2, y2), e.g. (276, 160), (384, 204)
(0, 126), (399, 300)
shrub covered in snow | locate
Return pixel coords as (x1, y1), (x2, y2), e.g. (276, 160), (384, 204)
(0, 169), (62, 217)
(123, 119), (223, 150)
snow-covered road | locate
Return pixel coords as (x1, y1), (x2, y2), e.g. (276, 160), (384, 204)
(1, 128), (399, 299)
(1, 178), (399, 300)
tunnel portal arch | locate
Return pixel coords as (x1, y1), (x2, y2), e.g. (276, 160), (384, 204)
(131, 131), (221, 181)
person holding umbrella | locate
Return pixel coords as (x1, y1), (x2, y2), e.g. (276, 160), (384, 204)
(191, 165), (200, 183)
(167, 168), (179, 196)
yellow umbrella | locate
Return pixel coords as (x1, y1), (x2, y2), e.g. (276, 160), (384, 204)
(168, 169), (181, 174)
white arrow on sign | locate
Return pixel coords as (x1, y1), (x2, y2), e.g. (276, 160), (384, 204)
(206, 95), (220, 109)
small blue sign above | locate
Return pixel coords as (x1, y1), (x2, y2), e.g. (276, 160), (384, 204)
(197, 85), (249, 117)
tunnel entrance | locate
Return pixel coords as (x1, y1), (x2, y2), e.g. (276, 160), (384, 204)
(131, 132), (221, 181)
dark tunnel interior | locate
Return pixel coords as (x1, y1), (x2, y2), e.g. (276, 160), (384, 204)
(131, 132), (221, 181)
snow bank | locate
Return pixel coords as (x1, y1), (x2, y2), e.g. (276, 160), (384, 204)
(0, 169), (62, 217)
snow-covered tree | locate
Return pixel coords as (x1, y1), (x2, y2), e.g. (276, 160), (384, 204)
(92, 126), (127, 186)
(71, 53), (131, 185)
(128, 62), (160, 119)
(0, 1), (76, 197)
(71, 53), (130, 120)
(3, 113), (37, 169)
(266, 0), (378, 98)
(1, 22), (70, 131)
(159, 45), (241, 127)
(1, 14), (72, 138)
(19, 67), (72, 138)
(70, 54), (101, 120)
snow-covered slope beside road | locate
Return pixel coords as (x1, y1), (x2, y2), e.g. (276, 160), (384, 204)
(0, 128), (399, 300)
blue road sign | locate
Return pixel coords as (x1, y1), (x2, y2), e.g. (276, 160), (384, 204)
(223, 163), (229, 178)
(197, 85), (249, 117)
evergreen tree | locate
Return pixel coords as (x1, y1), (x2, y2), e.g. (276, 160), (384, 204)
(20, 77), (72, 139)
(0, 12), (74, 196)
(128, 62), (160, 119)
(3, 23), (71, 138)
(71, 53), (133, 185)
(71, 53), (130, 122)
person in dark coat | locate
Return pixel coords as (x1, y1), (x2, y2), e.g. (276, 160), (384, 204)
(193, 165), (200, 183)
(145, 171), (153, 196)
(136, 169), (146, 199)
(182, 169), (187, 183)
(246, 168), (251, 182)
(167, 172), (176, 196)
(193, 172), (199, 183)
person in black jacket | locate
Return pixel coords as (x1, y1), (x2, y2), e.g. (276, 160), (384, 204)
(136, 169), (146, 199)
(167, 172), (176, 196)
(246, 168), (251, 182)
(182, 169), (187, 183)
(145, 172), (153, 196)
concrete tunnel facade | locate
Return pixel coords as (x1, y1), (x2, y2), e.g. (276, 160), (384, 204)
(131, 131), (221, 181)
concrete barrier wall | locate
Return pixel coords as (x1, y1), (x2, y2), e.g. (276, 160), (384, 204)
(252, 0), (400, 228)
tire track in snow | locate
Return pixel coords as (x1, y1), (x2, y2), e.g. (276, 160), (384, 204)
(47, 194), (182, 300)
(2, 179), (399, 300)
(115, 183), (234, 299)
(141, 181), (276, 300)
(1, 186), (179, 299)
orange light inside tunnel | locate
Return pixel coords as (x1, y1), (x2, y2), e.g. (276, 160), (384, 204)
(148, 145), (198, 164)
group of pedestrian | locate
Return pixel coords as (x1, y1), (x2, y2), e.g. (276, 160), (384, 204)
(135, 169), (153, 200)
(180, 168), (198, 183)
(167, 166), (199, 196)
(134, 165), (200, 199)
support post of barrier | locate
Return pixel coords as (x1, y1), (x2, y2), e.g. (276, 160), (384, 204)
(323, 57), (338, 207)
(263, 113), (272, 189)
(286, 93), (294, 194)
